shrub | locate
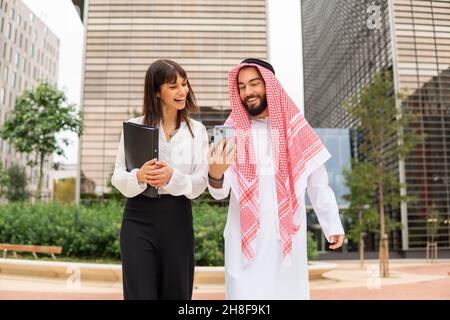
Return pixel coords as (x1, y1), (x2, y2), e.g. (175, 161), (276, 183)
(0, 199), (320, 264)
(192, 201), (227, 266)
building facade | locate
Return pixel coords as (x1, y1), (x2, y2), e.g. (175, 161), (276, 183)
(80, 0), (268, 194)
(0, 0), (60, 198)
(302, 0), (450, 252)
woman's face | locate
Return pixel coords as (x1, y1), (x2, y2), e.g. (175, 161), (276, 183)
(157, 73), (189, 112)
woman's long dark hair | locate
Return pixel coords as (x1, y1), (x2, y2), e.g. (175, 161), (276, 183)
(142, 59), (199, 137)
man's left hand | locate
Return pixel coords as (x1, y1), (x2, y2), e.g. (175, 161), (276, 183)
(328, 234), (345, 250)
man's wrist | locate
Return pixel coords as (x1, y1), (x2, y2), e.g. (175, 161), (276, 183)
(208, 172), (224, 182)
(208, 173), (224, 188)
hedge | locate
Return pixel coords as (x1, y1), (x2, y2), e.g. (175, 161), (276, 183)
(0, 199), (318, 265)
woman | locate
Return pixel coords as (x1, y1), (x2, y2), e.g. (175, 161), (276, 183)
(111, 59), (209, 300)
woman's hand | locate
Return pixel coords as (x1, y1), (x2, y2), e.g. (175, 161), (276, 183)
(137, 158), (158, 184)
(146, 160), (174, 187)
(208, 139), (236, 180)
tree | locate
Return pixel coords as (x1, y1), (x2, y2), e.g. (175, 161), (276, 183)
(343, 71), (424, 277)
(0, 82), (83, 201)
(0, 160), (10, 197)
(342, 160), (379, 267)
(4, 163), (29, 202)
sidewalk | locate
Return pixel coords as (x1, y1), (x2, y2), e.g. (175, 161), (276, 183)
(0, 259), (449, 300)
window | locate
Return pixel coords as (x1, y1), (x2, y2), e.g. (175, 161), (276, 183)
(2, 66), (8, 82)
(17, 14), (21, 26)
(13, 51), (19, 67)
(29, 13), (34, 22)
(2, 42), (6, 58)
(12, 72), (16, 89)
(0, 87), (5, 104)
(10, 8), (15, 21)
(22, 58), (26, 72)
(7, 22), (11, 39)
(0, 16), (3, 33)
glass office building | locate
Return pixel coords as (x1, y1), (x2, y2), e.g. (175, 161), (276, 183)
(302, 0), (450, 253)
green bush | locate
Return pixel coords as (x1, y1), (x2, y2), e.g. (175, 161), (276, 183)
(0, 200), (122, 259)
(192, 201), (227, 266)
(4, 164), (29, 202)
(307, 231), (319, 260)
(0, 200), (227, 264)
(0, 200), (320, 264)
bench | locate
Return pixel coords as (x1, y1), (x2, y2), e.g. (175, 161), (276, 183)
(0, 244), (63, 260)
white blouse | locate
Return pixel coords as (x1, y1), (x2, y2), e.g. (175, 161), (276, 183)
(111, 115), (209, 199)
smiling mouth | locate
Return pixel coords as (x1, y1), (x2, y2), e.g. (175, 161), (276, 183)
(246, 97), (259, 105)
(174, 98), (186, 103)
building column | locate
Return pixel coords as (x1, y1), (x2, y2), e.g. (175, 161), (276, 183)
(388, 0), (409, 250)
(266, 0), (304, 113)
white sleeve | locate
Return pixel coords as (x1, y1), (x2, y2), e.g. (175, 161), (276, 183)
(111, 129), (148, 198)
(163, 125), (208, 199)
(207, 170), (231, 200)
(306, 165), (345, 242)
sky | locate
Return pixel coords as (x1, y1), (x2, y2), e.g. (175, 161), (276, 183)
(22, 0), (83, 165)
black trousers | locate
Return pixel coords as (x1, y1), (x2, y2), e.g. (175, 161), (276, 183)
(119, 194), (194, 300)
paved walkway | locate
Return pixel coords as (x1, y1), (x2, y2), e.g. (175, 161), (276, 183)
(0, 259), (449, 300)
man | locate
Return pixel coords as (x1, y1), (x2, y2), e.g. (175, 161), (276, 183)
(207, 58), (345, 299)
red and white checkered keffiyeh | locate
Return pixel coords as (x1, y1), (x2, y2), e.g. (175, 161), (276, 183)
(225, 62), (329, 264)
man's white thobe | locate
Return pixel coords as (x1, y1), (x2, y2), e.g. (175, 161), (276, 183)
(208, 117), (345, 300)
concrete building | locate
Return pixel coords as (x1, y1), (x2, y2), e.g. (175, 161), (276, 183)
(0, 0), (60, 199)
(79, 0), (274, 194)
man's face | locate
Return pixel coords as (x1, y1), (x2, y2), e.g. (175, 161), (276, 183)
(237, 67), (267, 117)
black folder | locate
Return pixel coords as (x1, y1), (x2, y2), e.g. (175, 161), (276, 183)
(123, 121), (159, 198)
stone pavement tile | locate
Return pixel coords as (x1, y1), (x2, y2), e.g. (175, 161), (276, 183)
(0, 273), (121, 293)
(311, 277), (450, 300)
(193, 291), (225, 300)
(310, 260), (450, 290)
(0, 291), (122, 300)
(391, 262), (450, 276)
(2, 259), (449, 300)
(0, 290), (225, 300)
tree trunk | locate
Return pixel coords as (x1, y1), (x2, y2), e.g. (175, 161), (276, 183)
(359, 209), (364, 268)
(360, 234), (365, 268)
(378, 176), (390, 277)
(37, 153), (45, 202)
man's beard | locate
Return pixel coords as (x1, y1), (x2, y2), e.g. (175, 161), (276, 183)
(243, 95), (268, 117)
